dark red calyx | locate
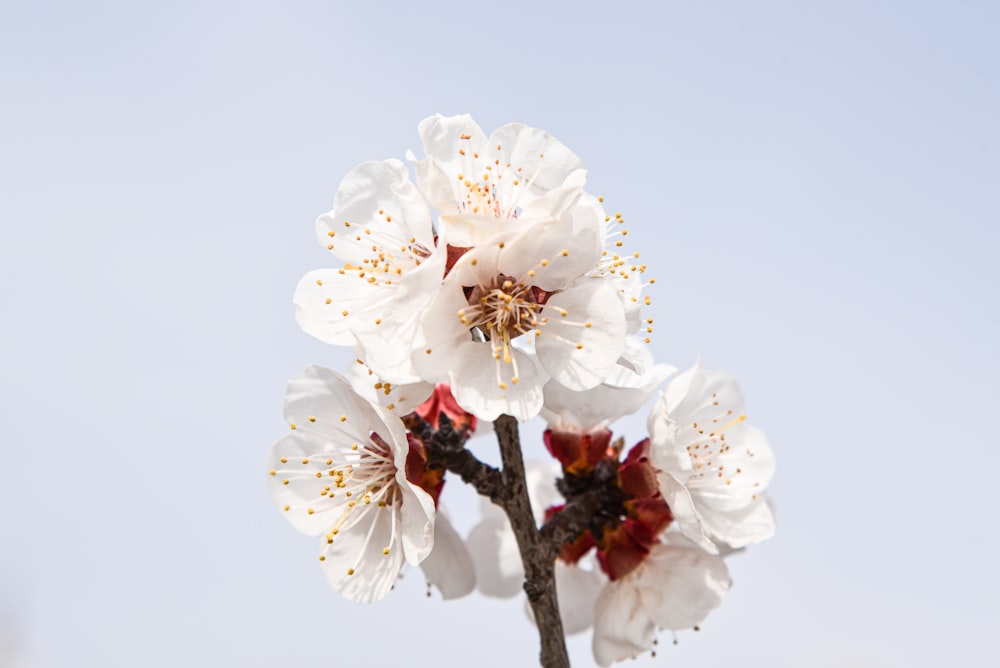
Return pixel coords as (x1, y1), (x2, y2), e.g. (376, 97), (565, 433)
(404, 433), (445, 506)
(544, 428), (613, 474)
(415, 384), (477, 432)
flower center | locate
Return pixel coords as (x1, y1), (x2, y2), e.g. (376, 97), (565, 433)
(457, 274), (550, 387)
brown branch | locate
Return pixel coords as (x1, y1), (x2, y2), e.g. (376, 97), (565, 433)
(493, 415), (570, 668)
(539, 489), (603, 556)
(437, 445), (503, 501)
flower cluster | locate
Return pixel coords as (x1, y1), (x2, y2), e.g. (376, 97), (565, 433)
(267, 115), (775, 665)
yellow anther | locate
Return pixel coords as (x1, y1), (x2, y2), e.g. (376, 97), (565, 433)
(307, 508), (315, 515)
(280, 457), (287, 463)
(339, 415), (347, 422)
(268, 469), (276, 476)
(309, 416), (316, 422)
(289, 423), (297, 430)
(347, 568), (355, 576)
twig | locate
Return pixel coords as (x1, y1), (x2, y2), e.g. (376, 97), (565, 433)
(493, 415), (570, 668)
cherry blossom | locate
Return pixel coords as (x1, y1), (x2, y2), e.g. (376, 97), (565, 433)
(591, 536), (730, 666)
(648, 362), (777, 553)
(267, 366), (436, 603)
(412, 114), (588, 247)
(293, 160), (446, 384)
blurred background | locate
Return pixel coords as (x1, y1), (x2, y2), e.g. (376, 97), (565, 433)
(2, 1), (997, 666)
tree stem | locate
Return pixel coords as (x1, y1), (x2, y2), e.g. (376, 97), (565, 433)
(493, 415), (570, 668)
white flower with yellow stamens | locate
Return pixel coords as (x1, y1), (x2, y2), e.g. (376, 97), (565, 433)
(267, 365), (435, 604)
(591, 536), (730, 667)
(648, 362), (777, 553)
(293, 159), (446, 384)
(413, 114), (588, 247)
(413, 202), (628, 421)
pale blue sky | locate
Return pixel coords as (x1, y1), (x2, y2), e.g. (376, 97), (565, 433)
(2, 1), (998, 666)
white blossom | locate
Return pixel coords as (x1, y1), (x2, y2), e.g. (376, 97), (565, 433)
(648, 362), (777, 553)
(267, 366), (435, 603)
(413, 113), (588, 247)
(293, 160), (446, 383)
(412, 218), (627, 420)
(592, 536), (730, 666)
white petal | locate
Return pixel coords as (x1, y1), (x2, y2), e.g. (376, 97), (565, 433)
(664, 363), (745, 424)
(489, 123), (586, 196)
(524, 459), (563, 525)
(415, 114), (490, 215)
(647, 395), (693, 474)
(448, 342), (544, 422)
(393, 483), (433, 565)
(636, 540), (730, 631)
(555, 561), (604, 635)
(655, 472), (718, 554)
(318, 501), (405, 604)
(536, 280), (626, 391)
(411, 282), (472, 384)
(693, 424), (776, 513)
(466, 513), (524, 598)
(699, 494), (776, 549)
(267, 432), (353, 536)
(592, 580), (656, 667)
(437, 212), (516, 247)
(419, 512), (476, 600)
(293, 269), (383, 346)
(318, 159), (434, 259)
(540, 360), (671, 433)
(350, 248), (448, 383)
(345, 360), (434, 416)
(498, 193), (605, 292)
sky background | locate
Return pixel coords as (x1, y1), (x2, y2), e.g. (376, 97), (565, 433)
(2, 0), (998, 666)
